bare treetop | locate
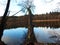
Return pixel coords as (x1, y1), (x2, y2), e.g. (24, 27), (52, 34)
(17, 0), (35, 14)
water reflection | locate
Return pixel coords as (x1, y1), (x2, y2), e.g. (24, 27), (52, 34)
(2, 28), (28, 45)
(1, 27), (60, 45)
(34, 27), (60, 43)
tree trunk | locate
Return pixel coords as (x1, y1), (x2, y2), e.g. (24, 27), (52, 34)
(25, 8), (36, 45)
(0, 0), (10, 41)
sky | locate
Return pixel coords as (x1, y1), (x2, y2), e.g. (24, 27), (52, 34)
(0, 0), (60, 16)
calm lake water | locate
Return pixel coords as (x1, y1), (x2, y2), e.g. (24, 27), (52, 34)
(1, 27), (60, 45)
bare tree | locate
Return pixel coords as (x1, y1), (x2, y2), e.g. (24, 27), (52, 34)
(17, 0), (36, 44)
(0, 0), (10, 44)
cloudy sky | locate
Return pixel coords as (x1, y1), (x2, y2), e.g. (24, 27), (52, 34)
(0, 0), (60, 16)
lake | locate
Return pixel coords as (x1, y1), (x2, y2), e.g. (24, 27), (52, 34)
(1, 27), (60, 45)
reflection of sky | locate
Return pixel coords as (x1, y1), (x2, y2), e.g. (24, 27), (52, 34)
(34, 27), (55, 43)
(2, 27), (60, 45)
(0, 0), (60, 16)
(2, 28), (28, 45)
